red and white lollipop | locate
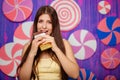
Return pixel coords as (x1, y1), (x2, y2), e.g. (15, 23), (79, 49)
(14, 21), (33, 45)
(104, 75), (117, 80)
(68, 29), (97, 60)
(101, 48), (120, 69)
(2, 0), (33, 22)
(0, 42), (23, 77)
(51, 0), (81, 31)
(98, 1), (111, 15)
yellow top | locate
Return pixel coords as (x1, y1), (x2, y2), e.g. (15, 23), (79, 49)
(35, 58), (61, 80)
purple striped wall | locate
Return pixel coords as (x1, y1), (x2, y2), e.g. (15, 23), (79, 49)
(0, 0), (120, 80)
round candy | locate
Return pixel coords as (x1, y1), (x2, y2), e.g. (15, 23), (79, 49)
(104, 75), (116, 80)
(78, 68), (97, 80)
(101, 48), (120, 69)
(97, 17), (120, 46)
(0, 42), (23, 77)
(14, 21), (33, 45)
(2, 0), (33, 22)
(97, 1), (111, 14)
(51, 0), (81, 31)
(68, 29), (97, 60)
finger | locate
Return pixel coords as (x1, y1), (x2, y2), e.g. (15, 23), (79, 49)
(42, 38), (52, 45)
(34, 36), (43, 43)
(37, 38), (46, 45)
(42, 35), (51, 39)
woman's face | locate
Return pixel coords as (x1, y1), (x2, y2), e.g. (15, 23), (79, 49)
(37, 14), (52, 35)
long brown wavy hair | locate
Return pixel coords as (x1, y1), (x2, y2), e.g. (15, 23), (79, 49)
(17, 5), (68, 80)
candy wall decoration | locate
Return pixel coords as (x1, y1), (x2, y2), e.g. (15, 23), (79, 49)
(0, 0), (120, 80)
(0, 43), (23, 77)
(14, 21), (33, 45)
(97, 17), (120, 46)
(101, 48), (120, 69)
(104, 75), (117, 80)
(78, 68), (97, 80)
(2, 0), (33, 22)
(51, 0), (81, 31)
(97, 1), (111, 15)
(68, 29), (97, 60)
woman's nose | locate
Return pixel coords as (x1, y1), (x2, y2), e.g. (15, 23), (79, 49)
(42, 23), (47, 29)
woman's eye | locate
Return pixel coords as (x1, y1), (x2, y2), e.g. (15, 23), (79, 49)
(48, 21), (52, 24)
(38, 20), (42, 23)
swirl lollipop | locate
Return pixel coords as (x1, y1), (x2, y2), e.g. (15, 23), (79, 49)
(101, 48), (120, 69)
(104, 75), (116, 80)
(14, 21), (33, 45)
(97, 17), (120, 46)
(2, 0), (33, 22)
(68, 29), (97, 60)
(51, 0), (81, 31)
(78, 68), (97, 80)
(97, 1), (111, 14)
(0, 42), (23, 77)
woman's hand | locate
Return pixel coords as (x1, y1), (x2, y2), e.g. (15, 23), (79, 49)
(42, 35), (59, 52)
(30, 36), (46, 56)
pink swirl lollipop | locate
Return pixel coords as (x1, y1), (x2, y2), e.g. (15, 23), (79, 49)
(68, 29), (97, 60)
(51, 0), (81, 31)
(2, 0), (33, 22)
(104, 75), (116, 80)
(101, 48), (120, 69)
(14, 21), (33, 45)
(97, 1), (111, 14)
(0, 42), (23, 77)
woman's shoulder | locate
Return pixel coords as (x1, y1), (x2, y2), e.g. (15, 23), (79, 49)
(21, 41), (31, 57)
(62, 39), (74, 56)
(62, 39), (71, 46)
(23, 41), (31, 50)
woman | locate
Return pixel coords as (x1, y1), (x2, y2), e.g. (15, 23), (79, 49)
(17, 5), (79, 80)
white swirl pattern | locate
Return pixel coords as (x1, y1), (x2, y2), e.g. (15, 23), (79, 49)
(51, 0), (81, 31)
